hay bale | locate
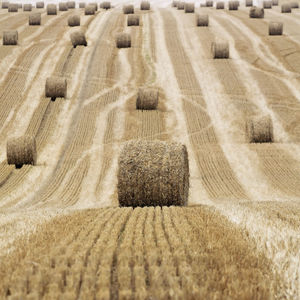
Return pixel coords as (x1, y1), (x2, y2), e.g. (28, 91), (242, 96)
(206, 0), (213, 7)
(177, 2), (184, 9)
(246, 116), (273, 143)
(116, 33), (131, 48)
(249, 7), (264, 18)
(8, 3), (18, 12)
(85, 5), (95, 14)
(3, 30), (18, 45)
(47, 4), (57, 15)
(136, 88), (158, 110)
(68, 15), (80, 26)
(272, 0), (278, 6)
(212, 41), (229, 58)
(17, 3), (22, 8)
(79, 2), (86, 8)
(70, 31), (87, 48)
(36, 2), (44, 8)
(67, 1), (75, 8)
(45, 77), (67, 100)
(245, 0), (253, 6)
(216, 2), (225, 9)
(172, 0), (179, 7)
(290, 1), (299, 8)
(7, 136), (37, 168)
(141, 1), (150, 10)
(118, 140), (189, 207)
(127, 15), (140, 26)
(2, 2), (9, 9)
(281, 3), (291, 12)
(185, 3), (195, 12)
(196, 14), (209, 26)
(29, 13), (41, 25)
(59, 2), (68, 11)
(90, 2), (98, 10)
(228, 1), (239, 10)
(263, 1), (272, 8)
(123, 4), (134, 13)
(23, 4), (32, 11)
(100, 1), (111, 9)
(269, 22), (283, 35)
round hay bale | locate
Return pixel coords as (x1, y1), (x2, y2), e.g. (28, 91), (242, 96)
(3, 30), (18, 45)
(185, 3), (195, 12)
(141, 1), (150, 10)
(7, 136), (37, 168)
(118, 140), (190, 207)
(36, 2), (44, 8)
(67, 1), (75, 8)
(123, 4), (134, 14)
(196, 14), (209, 26)
(23, 4), (32, 11)
(85, 5), (95, 14)
(79, 2), (86, 8)
(216, 2), (225, 9)
(136, 88), (158, 110)
(29, 13), (41, 25)
(228, 1), (239, 10)
(68, 15), (80, 26)
(45, 77), (67, 100)
(70, 31), (87, 48)
(177, 2), (185, 9)
(47, 4), (57, 15)
(290, 1), (299, 8)
(172, 0), (179, 7)
(249, 7), (264, 18)
(2, 2), (9, 9)
(206, 0), (213, 7)
(127, 15), (140, 26)
(200, 3), (207, 7)
(8, 3), (18, 12)
(90, 2), (98, 11)
(263, 1), (272, 8)
(269, 22), (283, 35)
(245, 0), (253, 6)
(17, 3), (22, 8)
(116, 33), (131, 48)
(281, 3), (292, 12)
(246, 116), (273, 143)
(272, 0), (278, 6)
(59, 2), (68, 11)
(212, 41), (229, 58)
(100, 1), (111, 9)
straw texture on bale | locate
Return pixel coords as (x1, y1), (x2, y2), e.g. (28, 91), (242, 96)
(59, 2), (68, 11)
(45, 77), (67, 100)
(23, 4), (32, 11)
(245, 0), (253, 6)
(172, 0), (179, 7)
(3, 30), (18, 45)
(246, 116), (274, 143)
(8, 3), (18, 12)
(123, 4), (134, 13)
(216, 2), (225, 9)
(212, 41), (229, 58)
(263, 1), (272, 8)
(281, 3), (291, 11)
(118, 140), (190, 207)
(2, 2), (9, 8)
(116, 33), (131, 48)
(67, 1), (75, 8)
(185, 3), (195, 12)
(7, 136), (37, 168)
(206, 0), (213, 7)
(249, 7), (264, 18)
(79, 2), (85, 8)
(47, 4), (57, 15)
(100, 1), (111, 9)
(68, 15), (80, 26)
(127, 15), (140, 26)
(290, 2), (299, 8)
(136, 88), (159, 110)
(228, 1), (239, 10)
(272, 0), (278, 5)
(177, 2), (184, 9)
(196, 14), (209, 26)
(141, 1), (150, 9)
(85, 5), (95, 14)
(70, 31), (87, 48)
(36, 2), (44, 8)
(269, 22), (283, 35)
(29, 13), (41, 25)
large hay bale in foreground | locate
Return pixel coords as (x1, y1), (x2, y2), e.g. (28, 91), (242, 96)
(2, 2), (9, 8)
(3, 30), (18, 45)
(85, 5), (95, 14)
(29, 13), (41, 25)
(185, 3), (195, 12)
(177, 2), (185, 9)
(118, 140), (189, 207)
(196, 14), (209, 26)
(272, 0), (278, 5)
(127, 15), (140, 26)
(216, 2), (225, 9)
(68, 15), (80, 26)
(290, 2), (299, 8)
(206, 0), (214, 7)
(45, 77), (67, 100)
(23, 4), (32, 11)
(228, 1), (239, 10)
(263, 1), (272, 8)
(100, 1), (111, 9)
(7, 136), (37, 168)
(246, 116), (274, 143)
(36, 2), (44, 8)
(269, 22), (283, 35)
(8, 3), (18, 12)
(67, 1), (75, 8)
(59, 2), (68, 11)
(245, 0), (253, 6)
(116, 33), (131, 48)
(212, 41), (229, 58)
(141, 1), (150, 10)
(79, 2), (86, 8)
(249, 7), (264, 18)
(123, 4), (134, 14)
(281, 3), (291, 11)
(70, 31), (87, 48)
(136, 88), (158, 110)
(47, 4), (57, 15)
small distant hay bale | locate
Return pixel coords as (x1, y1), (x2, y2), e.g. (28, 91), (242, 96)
(68, 15), (80, 26)
(206, 0), (214, 7)
(23, 4), (32, 11)
(212, 41), (229, 58)
(18, 3), (22, 8)
(59, 2), (68, 11)
(246, 116), (273, 143)
(245, 0), (253, 6)
(200, 3), (206, 6)
(100, 1), (111, 9)
(141, 1), (150, 10)
(136, 88), (158, 110)
(281, 3), (291, 12)
(272, 0), (278, 5)
(36, 2), (44, 8)
(2, 2), (9, 8)
(85, 5), (95, 14)
(249, 7), (264, 18)
(47, 4), (57, 15)
(127, 15), (140, 26)
(8, 3), (18, 12)
(79, 2), (86, 8)
(185, 3), (195, 12)
(45, 77), (67, 100)
(67, 1), (75, 8)
(290, 2), (299, 8)
(90, 2), (98, 10)
(172, 0), (179, 7)
(177, 2), (185, 9)
(116, 33), (131, 48)
(228, 1), (239, 10)
(269, 22), (283, 35)
(216, 2), (225, 9)
(70, 31), (87, 48)
(196, 14), (209, 26)
(118, 140), (190, 207)
(3, 30), (18, 45)
(7, 136), (37, 168)
(263, 1), (272, 8)
(123, 4), (134, 13)
(29, 13), (41, 25)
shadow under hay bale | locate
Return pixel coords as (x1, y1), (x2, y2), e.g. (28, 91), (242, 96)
(141, 1), (150, 10)
(2, 2), (9, 9)
(118, 140), (190, 207)
(216, 2), (225, 9)
(245, 0), (253, 6)
(196, 14), (209, 26)
(85, 5), (95, 15)
(185, 3), (195, 12)
(36, 2), (44, 8)
(246, 116), (274, 143)
(281, 3), (291, 12)
(127, 15), (140, 26)
(59, 2), (68, 11)
(212, 41), (229, 58)
(100, 1), (111, 9)
(263, 1), (272, 8)
(249, 7), (264, 18)
(7, 136), (37, 168)
(123, 4), (134, 14)
(70, 31), (87, 48)
(136, 88), (159, 110)
(45, 77), (67, 101)
(228, 1), (239, 10)
(3, 30), (18, 45)
(29, 13), (41, 25)
(47, 4), (57, 15)
(116, 33), (131, 48)
(67, 1), (75, 8)
(23, 4), (32, 11)
(290, 1), (299, 8)
(68, 15), (80, 26)
(8, 3), (18, 12)
(79, 2), (86, 8)
(269, 22), (283, 35)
